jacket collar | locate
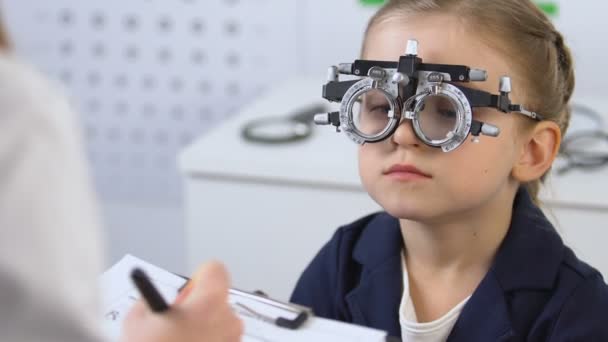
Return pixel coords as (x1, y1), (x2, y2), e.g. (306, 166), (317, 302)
(352, 213), (403, 269)
(345, 188), (565, 339)
(348, 213), (403, 337)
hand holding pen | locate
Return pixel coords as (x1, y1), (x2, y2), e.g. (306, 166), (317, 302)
(120, 261), (244, 342)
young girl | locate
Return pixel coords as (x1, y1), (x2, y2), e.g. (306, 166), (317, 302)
(290, 0), (608, 340)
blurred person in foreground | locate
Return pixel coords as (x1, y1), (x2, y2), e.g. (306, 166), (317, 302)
(0, 16), (242, 342)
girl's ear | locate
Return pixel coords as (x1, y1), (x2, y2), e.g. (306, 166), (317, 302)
(512, 121), (561, 182)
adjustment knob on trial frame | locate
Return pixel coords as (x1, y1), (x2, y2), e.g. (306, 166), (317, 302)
(499, 76), (512, 94)
(405, 39), (419, 56)
(327, 66), (339, 82)
(392, 72), (410, 85)
(313, 112), (340, 129)
(469, 69), (488, 82)
(314, 113), (331, 125)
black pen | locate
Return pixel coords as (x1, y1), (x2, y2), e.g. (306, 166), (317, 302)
(131, 268), (170, 312)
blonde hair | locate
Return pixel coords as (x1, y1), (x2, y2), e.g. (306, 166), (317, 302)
(364, 0), (574, 203)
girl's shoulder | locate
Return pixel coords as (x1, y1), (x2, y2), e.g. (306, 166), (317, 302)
(525, 245), (608, 339)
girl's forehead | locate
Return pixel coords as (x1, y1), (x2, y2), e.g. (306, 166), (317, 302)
(363, 15), (514, 94)
(364, 15), (502, 73)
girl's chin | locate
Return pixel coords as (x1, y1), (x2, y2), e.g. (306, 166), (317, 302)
(382, 204), (429, 221)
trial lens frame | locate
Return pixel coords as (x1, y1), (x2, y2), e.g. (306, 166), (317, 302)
(314, 39), (543, 152)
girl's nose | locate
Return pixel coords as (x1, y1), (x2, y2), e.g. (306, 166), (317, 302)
(391, 118), (422, 148)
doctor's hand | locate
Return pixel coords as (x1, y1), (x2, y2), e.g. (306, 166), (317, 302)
(120, 261), (243, 342)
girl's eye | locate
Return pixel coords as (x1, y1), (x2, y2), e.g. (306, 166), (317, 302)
(370, 105), (391, 115)
(437, 108), (456, 118)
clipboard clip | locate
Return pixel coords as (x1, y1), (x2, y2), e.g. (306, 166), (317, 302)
(228, 288), (311, 330)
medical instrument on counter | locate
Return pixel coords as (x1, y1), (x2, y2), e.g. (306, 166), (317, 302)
(313, 39), (543, 152)
(241, 103), (327, 144)
(558, 131), (608, 175)
(556, 103), (608, 174)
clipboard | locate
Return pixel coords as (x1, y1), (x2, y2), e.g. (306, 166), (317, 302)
(102, 254), (396, 342)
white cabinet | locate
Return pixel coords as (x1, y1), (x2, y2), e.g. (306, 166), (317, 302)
(179, 79), (608, 300)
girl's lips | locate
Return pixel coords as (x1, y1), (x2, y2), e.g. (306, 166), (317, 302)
(383, 164), (432, 181)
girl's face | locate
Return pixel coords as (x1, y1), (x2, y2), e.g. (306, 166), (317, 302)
(359, 14), (527, 222)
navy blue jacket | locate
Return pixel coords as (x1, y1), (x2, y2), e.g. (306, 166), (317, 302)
(290, 189), (608, 340)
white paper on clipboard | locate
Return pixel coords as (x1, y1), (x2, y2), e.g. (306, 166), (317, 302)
(100, 254), (388, 342)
